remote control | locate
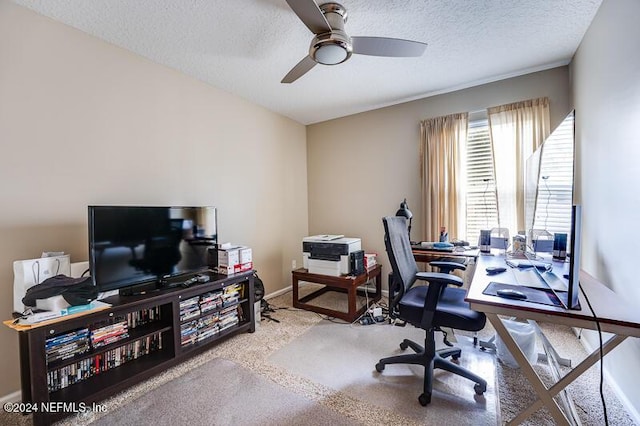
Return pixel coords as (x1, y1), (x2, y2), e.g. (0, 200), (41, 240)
(196, 274), (210, 283)
(182, 277), (198, 288)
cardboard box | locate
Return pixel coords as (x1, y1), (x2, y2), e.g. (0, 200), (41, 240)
(217, 261), (252, 275)
(364, 253), (377, 269)
(238, 247), (252, 264)
(216, 265), (236, 275)
(235, 262), (253, 273)
(218, 246), (240, 267)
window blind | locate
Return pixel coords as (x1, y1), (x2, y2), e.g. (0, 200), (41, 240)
(533, 113), (575, 239)
(465, 120), (498, 244)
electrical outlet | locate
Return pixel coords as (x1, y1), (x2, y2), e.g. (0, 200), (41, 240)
(292, 259), (297, 270)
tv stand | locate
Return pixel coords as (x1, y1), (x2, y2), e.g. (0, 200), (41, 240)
(11, 270), (254, 426)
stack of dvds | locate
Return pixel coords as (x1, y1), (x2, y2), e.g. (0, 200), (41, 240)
(45, 328), (90, 364)
(199, 290), (223, 314)
(222, 283), (242, 307)
(196, 313), (220, 342)
(180, 320), (199, 346)
(179, 296), (200, 321)
(47, 359), (92, 392)
(218, 306), (239, 333)
(90, 320), (129, 349)
(47, 333), (164, 392)
(127, 306), (162, 328)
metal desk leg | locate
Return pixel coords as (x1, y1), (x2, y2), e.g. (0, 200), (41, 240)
(489, 313), (628, 426)
(487, 313), (570, 425)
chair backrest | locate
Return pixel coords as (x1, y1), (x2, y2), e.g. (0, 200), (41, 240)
(383, 216), (419, 310)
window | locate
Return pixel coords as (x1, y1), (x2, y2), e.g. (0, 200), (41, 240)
(463, 113), (574, 246)
(465, 120), (498, 244)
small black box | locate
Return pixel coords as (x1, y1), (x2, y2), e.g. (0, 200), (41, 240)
(350, 250), (365, 276)
(553, 233), (568, 260)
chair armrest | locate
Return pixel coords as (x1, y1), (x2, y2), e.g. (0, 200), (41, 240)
(416, 271), (464, 287)
(430, 260), (466, 272)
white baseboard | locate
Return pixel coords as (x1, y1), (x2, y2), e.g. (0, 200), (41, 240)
(0, 390), (21, 404)
(264, 286), (292, 300)
(573, 327), (640, 424)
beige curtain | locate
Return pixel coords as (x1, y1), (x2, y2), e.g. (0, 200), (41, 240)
(488, 97), (550, 236)
(420, 112), (468, 242)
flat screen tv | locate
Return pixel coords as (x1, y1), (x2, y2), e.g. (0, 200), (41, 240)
(89, 206), (217, 292)
(567, 205), (581, 309)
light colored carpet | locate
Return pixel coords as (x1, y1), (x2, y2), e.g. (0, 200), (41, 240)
(269, 319), (497, 425)
(90, 357), (354, 426)
(1, 290), (636, 426)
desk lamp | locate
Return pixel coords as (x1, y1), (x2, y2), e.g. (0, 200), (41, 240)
(395, 199), (413, 243)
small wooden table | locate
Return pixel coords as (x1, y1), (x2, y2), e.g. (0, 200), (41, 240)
(292, 264), (382, 322)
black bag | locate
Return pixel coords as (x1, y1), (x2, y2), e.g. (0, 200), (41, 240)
(253, 271), (265, 306)
(22, 275), (98, 307)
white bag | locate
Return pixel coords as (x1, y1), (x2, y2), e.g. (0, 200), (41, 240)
(495, 319), (538, 368)
(13, 255), (71, 314)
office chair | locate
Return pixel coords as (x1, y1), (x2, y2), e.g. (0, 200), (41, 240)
(376, 216), (487, 406)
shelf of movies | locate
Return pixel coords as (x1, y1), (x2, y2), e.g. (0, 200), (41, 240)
(179, 283), (244, 347)
(44, 305), (168, 392)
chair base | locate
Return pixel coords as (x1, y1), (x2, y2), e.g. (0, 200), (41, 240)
(375, 332), (487, 406)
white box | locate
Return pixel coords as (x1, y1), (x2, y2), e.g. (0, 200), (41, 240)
(239, 247), (252, 264)
(364, 253), (377, 269)
(235, 262), (253, 273)
(216, 265), (236, 275)
(218, 247), (240, 267)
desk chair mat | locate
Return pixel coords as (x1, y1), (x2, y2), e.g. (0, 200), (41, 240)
(483, 282), (565, 307)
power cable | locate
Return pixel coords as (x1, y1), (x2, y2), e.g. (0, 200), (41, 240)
(579, 283), (608, 426)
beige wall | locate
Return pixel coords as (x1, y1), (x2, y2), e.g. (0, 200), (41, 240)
(307, 67), (570, 286)
(0, 1), (308, 396)
(570, 0), (640, 419)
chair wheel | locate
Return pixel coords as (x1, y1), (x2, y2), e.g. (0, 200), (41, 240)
(451, 354), (460, 361)
(400, 341), (408, 350)
(418, 393), (431, 406)
(474, 383), (486, 395)
(375, 362), (385, 372)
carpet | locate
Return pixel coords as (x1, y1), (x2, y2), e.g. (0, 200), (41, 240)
(268, 319), (498, 425)
(90, 357), (354, 426)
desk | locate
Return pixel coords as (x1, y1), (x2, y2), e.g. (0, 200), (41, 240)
(411, 245), (480, 263)
(411, 246), (480, 285)
(292, 265), (382, 322)
(466, 254), (640, 425)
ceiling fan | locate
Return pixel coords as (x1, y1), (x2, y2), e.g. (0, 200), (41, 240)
(282, 0), (428, 83)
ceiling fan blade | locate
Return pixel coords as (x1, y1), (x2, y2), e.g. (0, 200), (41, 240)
(351, 36), (427, 57)
(285, 0), (331, 34)
(281, 56), (317, 84)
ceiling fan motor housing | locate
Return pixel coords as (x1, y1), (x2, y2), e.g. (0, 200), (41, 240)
(310, 3), (352, 65)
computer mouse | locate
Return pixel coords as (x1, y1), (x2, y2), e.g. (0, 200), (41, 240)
(496, 289), (527, 300)
(486, 266), (507, 275)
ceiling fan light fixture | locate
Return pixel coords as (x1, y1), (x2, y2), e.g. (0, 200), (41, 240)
(310, 33), (352, 65)
(315, 42), (348, 65)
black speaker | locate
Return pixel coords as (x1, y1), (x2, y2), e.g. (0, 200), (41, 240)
(553, 233), (568, 260)
(350, 250), (365, 276)
(479, 230), (491, 253)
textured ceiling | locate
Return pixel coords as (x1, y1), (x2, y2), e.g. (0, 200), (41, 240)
(11, 0), (602, 124)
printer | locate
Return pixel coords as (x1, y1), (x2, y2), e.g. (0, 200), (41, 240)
(303, 235), (361, 276)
